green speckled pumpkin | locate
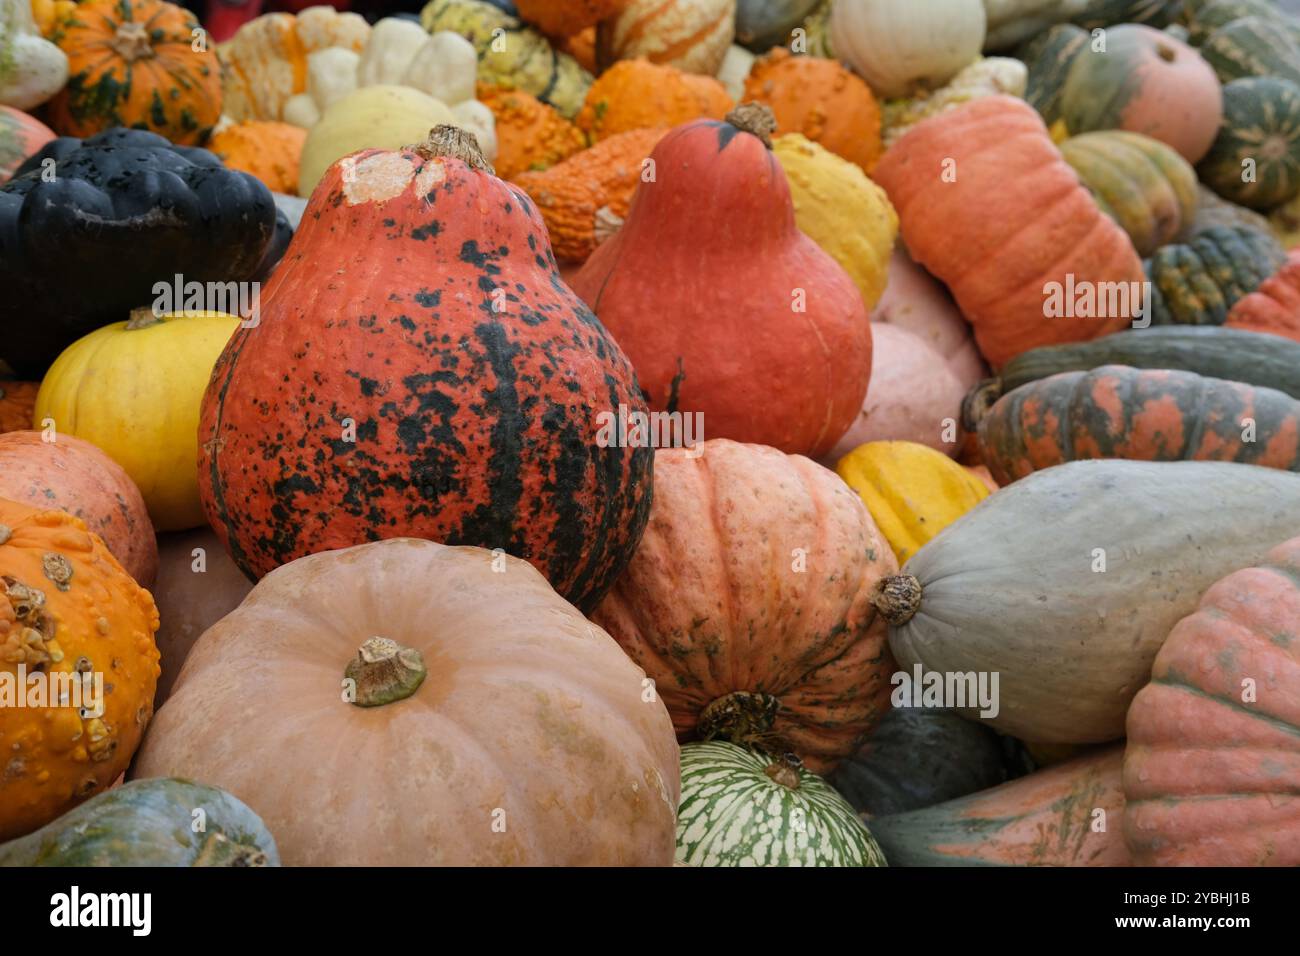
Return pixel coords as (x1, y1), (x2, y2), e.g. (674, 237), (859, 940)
(0, 779), (279, 866)
(420, 0), (592, 119)
(1199, 77), (1300, 210)
(1019, 23), (1089, 127)
(676, 742), (887, 867)
(1060, 130), (1198, 256)
(1200, 15), (1300, 85)
(1145, 224), (1286, 325)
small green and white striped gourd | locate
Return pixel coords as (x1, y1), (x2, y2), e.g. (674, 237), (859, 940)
(676, 742), (887, 867)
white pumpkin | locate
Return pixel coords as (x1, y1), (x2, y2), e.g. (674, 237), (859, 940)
(0, 0), (68, 110)
(831, 0), (987, 99)
(716, 44), (756, 100)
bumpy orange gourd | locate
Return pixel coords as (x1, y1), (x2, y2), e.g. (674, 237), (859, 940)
(207, 120), (306, 194)
(0, 500), (160, 841)
(743, 47), (883, 173)
(872, 96), (1144, 369)
(576, 59), (732, 141)
(513, 127), (666, 263)
(478, 83), (587, 181)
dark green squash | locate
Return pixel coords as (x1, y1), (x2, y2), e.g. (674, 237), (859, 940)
(0, 779), (279, 866)
(735, 0), (822, 52)
(1181, 0), (1300, 45)
(1019, 23), (1090, 126)
(1185, 182), (1273, 237)
(1145, 224), (1286, 325)
(1198, 77), (1300, 210)
(963, 326), (1300, 426)
(1200, 15), (1300, 85)
(1072, 0), (1183, 30)
(828, 708), (1027, 818)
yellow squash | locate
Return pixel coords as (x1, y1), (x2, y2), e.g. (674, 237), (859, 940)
(34, 310), (240, 532)
(836, 440), (990, 564)
(772, 133), (897, 311)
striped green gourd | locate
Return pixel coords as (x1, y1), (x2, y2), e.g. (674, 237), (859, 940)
(1181, 0), (1300, 45)
(1019, 23), (1090, 126)
(676, 742), (887, 867)
(1198, 77), (1300, 210)
(1145, 224), (1286, 325)
(1071, 0), (1182, 30)
(1200, 15), (1300, 85)
(0, 779), (279, 866)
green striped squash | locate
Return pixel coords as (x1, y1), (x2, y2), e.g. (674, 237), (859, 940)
(1199, 77), (1300, 210)
(1019, 23), (1090, 126)
(1200, 16), (1300, 85)
(1072, 0), (1182, 29)
(1060, 130), (1198, 256)
(419, 0), (592, 118)
(1145, 224), (1286, 325)
(1181, 0), (1300, 45)
(676, 742), (887, 867)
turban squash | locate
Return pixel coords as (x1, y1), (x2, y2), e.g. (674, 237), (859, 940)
(198, 127), (652, 612)
(872, 96), (1144, 369)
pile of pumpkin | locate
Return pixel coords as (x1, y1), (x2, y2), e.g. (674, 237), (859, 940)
(1, 0), (1299, 867)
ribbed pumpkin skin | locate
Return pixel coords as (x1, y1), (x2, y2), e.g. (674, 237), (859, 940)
(1181, 0), (1293, 46)
(884, 460), (1300, 743)
(589, 441), (898, 773)
(1061, 24), (1223, 164)
(1146, 224), (1286, 326)
(1227, 248), (1300, 341)
(1020, 23), (1089, 126)
(1201, 15), (1300, 86)
(0, 107), (54, 184)
(48, 0), (223, 146)
(1124, 536), (1300, 866)
(0, 432), (158, 587)
(198, 136), (652, 613)
(868, 748), (1130, 866)
(873, 96), (1142, 370)
(1199, 77), (1300, 210)
(977, 365), (1300, 484)
(828, 707), (1020, 818)
(1060, 131), (1198, 257)
(0, 779), (279, 866)
(676, 742), (886, 867)
(572, 114), (872, 458)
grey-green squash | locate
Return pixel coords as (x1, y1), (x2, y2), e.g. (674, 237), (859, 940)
(1200, 15), (1300, 85)
(735, 0), (822, 52)
(1198, 77), (1300, 210)
(1060, 130), (1198, 255)
(872, 459), (1300, 743)
(1180, 0), (1300, 46)
(0, 779), (279, 866)
(1019, 22), (1090, 126)
(1145, 224), (1286, 325)
(1185, 182), (1273, 237)
(1071, 0), (1183, 30)
(676, 742), (887, 867)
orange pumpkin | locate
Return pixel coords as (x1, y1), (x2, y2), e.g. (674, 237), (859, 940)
(1124, 535), (1300, 866)
(743, 47), (883, 173)
(207, 120), (306, 194)
(48, 0), (223, 146)
(0, 107), (55, 184)
(0, 433), (158, 588)
(0, 382), (38, 434)
(873, 95), (1144, 369)
(561, 26), (599, 74)
(590, 440), (898, 774)
(1226, 249), (1300, 343)
(575, 59), (731, 142)
(515, 0), (626, 38)
(478, 83), (587, 181)
(512, 126), (667, 264)
(0, 499), (160, 841)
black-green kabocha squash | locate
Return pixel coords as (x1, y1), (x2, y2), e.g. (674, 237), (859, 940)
(1144, 224), (1286, 325)
(0, 128), (280, 376)
(0, 779), (279, 866)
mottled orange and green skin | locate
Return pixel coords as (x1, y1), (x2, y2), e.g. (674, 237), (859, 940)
(198, 137), (652, 612)
(0, 107), (54, 184)
(1124, 535), (1300, 866)
(978, 365), (1300, 485)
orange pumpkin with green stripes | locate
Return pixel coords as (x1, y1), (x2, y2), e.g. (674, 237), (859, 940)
(47, 0), (222, 146)
(974, 364), (1300, 485)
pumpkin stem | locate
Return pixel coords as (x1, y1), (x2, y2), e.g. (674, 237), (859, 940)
(110, 21), (156, 62)
(697, 690), (781, 745)
(193, 831), (272, 867)
(763, 753), (802, 790)
(873, 574), (922, 627)
(126, 307), (164, 331)
(960, 378), (1002, 433)
(725, 103), (778, 149)
(411, 125), (496, 176)
(345, 637), (427, 707)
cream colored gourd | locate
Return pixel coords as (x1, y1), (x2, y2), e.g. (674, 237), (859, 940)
(831, 0), (987, 99)
(882, 56), (1027, 147)
(450, 98), (497, 160)
(717, 44), (755, 100)
(297, 84), (457, 196)
(0, 0), (68, 110)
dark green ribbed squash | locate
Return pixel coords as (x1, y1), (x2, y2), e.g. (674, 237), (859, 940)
(1200, 15), (1300, 85)
(1185, 183), (1273, 237)
(1199, 77), (1300, 209)
(1072, 0), (1183, 30)
(735, 0), (822, 52)
(1019, 23), (1090, 126)
(1060, 130), (1198, 255)
(1145, 224), (1286, 324)
(0, 779), (279, 866)
(1181, 0), (1300, 45)
(828, 708), (1028, 818)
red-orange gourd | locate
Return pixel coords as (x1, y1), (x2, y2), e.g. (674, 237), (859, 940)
(571, 105), (872, 458)
(872, 95), (1144, 369)
(1226, 249), (1300, 343)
